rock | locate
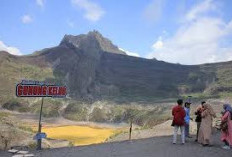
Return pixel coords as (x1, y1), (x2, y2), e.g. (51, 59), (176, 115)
(8, 149), (18, 153)
(12, 155), (24, 157)
(17, 150), (29, 154)
(24, 154), (34, 157)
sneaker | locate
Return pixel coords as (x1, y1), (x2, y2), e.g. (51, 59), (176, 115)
(222, 145), (230, 150)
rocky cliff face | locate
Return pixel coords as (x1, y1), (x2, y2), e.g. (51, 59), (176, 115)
(33, 31), (127, 100)
(59, 30), (126, 55)
(34, 30), (213, 101)
(1, 31), (232, 102)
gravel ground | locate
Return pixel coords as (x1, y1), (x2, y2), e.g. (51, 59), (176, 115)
(1, 132), (231, 157)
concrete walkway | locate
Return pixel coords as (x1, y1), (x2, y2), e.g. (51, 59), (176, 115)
(1, 133), (231, 157)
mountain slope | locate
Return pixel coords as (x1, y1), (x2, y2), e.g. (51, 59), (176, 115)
(0, 31), (232, 103)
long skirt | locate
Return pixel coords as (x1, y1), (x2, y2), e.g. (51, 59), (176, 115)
(198, 118), (213, 145)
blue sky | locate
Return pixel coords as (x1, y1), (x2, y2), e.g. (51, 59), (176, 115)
(0, 0), (232, 64)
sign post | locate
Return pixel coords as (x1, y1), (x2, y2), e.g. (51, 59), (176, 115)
(16, 80), (67, 150)
(37, 97), (44, 150)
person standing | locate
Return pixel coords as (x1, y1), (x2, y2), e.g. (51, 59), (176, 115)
(172, 99), (186, 144)
(198, 103), (216, 146)
(195, 101), (205, 142)
(184, 102), (192, 138)
(221, 104), (232, 150)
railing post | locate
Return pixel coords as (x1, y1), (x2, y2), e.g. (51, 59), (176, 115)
(129, 118), (132, 140)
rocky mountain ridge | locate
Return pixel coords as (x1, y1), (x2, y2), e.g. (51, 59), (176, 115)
(1, 31), (232, 102)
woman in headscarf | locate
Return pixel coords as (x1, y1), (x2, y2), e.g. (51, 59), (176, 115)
(198, 103), (216, 146)
(221, 104), (232, 150)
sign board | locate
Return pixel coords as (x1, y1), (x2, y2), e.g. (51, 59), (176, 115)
(16, 80), (66, 98)
(33, 132), (47, 140)
(16, 80), (66, 150)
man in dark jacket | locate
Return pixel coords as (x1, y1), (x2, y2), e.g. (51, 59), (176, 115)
(195, 101), (205, 142)
(172, 99), (186, 144)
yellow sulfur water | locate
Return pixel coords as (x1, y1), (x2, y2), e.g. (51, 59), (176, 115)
(41, 125), (119, 146)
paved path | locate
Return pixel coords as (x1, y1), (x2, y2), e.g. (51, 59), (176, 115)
(1, 133), (231, 157)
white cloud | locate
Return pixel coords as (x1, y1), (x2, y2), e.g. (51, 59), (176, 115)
(67, 20), (75, 28)
(152, 37), (163, 50)
(36, 0), (44, 8)
(119, 48), (140, 57)
(0, 41), (22, 55)
(143, 0), (166, 23)
(186, 0), (216, 21)
(148, 0), (232, 65)
(71, 0), (105, 22)
(21, 15), (33, 24)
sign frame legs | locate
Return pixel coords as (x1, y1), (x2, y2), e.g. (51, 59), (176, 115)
(37, 97), (44, 150)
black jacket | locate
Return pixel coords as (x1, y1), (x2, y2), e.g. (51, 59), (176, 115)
(195, 110), (202, 122)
